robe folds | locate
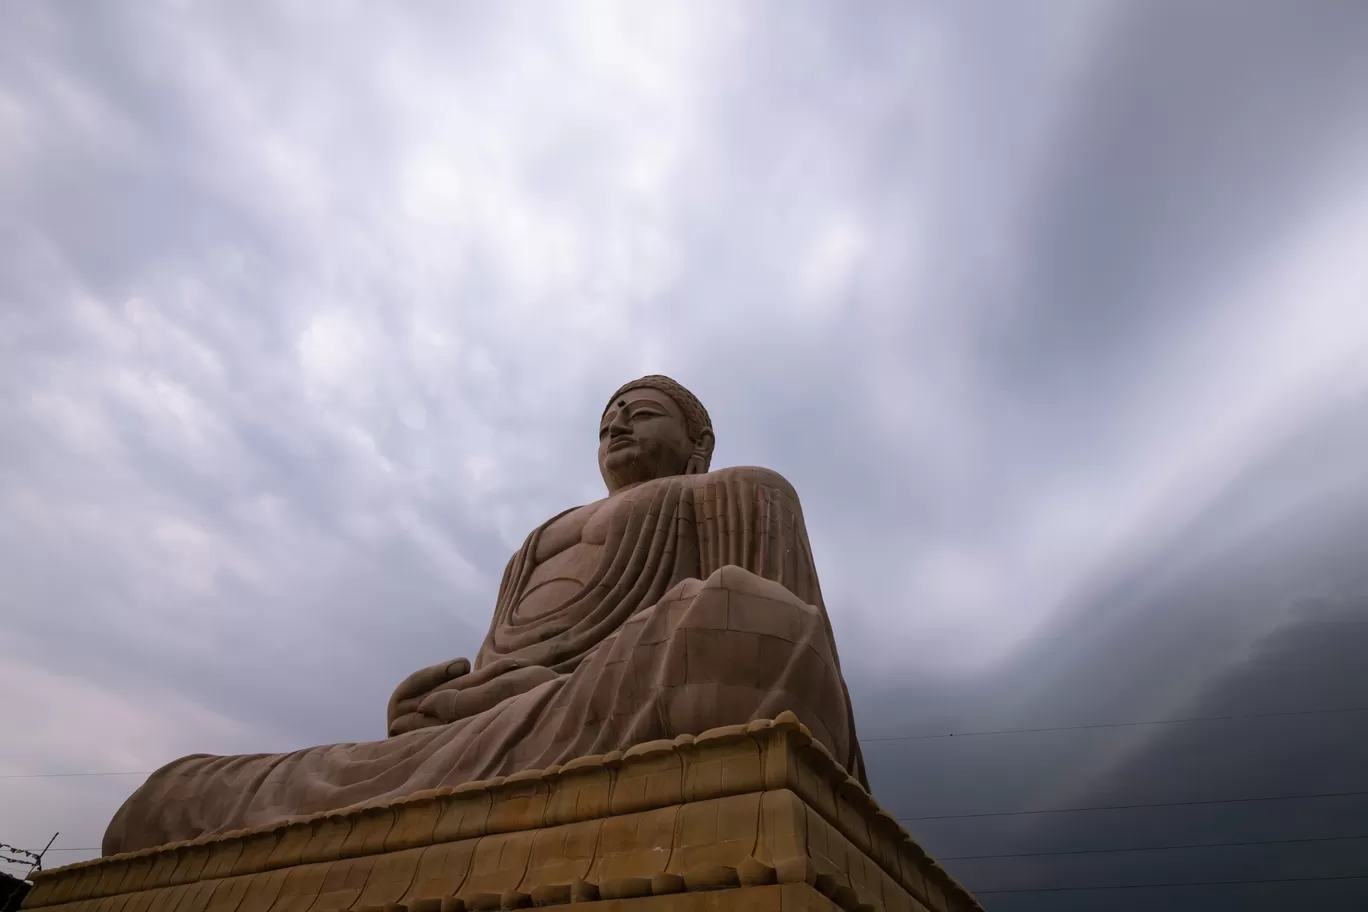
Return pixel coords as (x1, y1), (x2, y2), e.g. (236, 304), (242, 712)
(103, 467), (866, 855)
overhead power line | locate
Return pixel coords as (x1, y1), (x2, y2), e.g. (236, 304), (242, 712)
(975, 874), (1368, 894)
(942, 832), (1368, 861)
(21, 848), (100, 853)
(0, 771), (151, 781)
(861, 704), (1368, 743)
(897, 789), (1368, 822)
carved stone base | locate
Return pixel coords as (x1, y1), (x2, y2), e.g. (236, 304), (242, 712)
(22, 714), (980, 912)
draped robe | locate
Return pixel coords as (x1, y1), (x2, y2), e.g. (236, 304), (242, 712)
(103, 466), (866, 855)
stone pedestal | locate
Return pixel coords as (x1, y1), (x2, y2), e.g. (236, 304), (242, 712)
(22, 714), (980, 912)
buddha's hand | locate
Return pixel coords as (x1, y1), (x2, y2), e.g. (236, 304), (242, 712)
(387, 657), (561, 736)
(414, 658), (560, 729)
(386, 657), (471, 736)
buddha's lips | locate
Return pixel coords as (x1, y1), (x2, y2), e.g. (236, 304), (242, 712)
(608, 438), (634, 451)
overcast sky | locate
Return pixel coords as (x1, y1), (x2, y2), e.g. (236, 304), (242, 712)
(3, 2), (1368, 908)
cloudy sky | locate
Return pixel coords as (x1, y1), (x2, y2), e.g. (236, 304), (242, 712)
(3, 1), (1368, 908)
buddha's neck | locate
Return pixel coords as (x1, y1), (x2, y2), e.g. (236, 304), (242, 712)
(607, 473), (683, 498)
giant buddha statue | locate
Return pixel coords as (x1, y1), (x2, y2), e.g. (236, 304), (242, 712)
(103, 375), (867, 855)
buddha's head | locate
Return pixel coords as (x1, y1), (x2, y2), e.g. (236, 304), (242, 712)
(599, 374), (715, 493)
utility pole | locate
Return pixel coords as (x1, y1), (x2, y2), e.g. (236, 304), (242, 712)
(1, 832), (59, 876)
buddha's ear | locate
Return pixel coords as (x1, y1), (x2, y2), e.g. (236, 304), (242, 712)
(686, 428), (715, 475)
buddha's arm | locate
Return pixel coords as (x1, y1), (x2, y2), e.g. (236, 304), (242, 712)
(695, 465), (868, 787)
(695, 466), (824, 608)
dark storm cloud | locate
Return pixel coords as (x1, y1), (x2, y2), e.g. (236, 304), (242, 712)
(934, 596), (1368, 911)
(2, 1), (1367, 903)
(852, 393), (1368, 910)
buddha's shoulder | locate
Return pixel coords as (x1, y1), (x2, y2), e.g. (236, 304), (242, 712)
(693, 465), (803, 500)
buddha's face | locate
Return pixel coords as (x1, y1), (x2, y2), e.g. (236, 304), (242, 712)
(598, 387), (694, 493)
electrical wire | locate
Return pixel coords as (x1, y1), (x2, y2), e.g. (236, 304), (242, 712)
(941, 832), (1368, 861)
(861, 704), (1368, 743)
(975, 874), (1368, 894)
(896, 789), (1368, 822)
(0, 771), (151, 781)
